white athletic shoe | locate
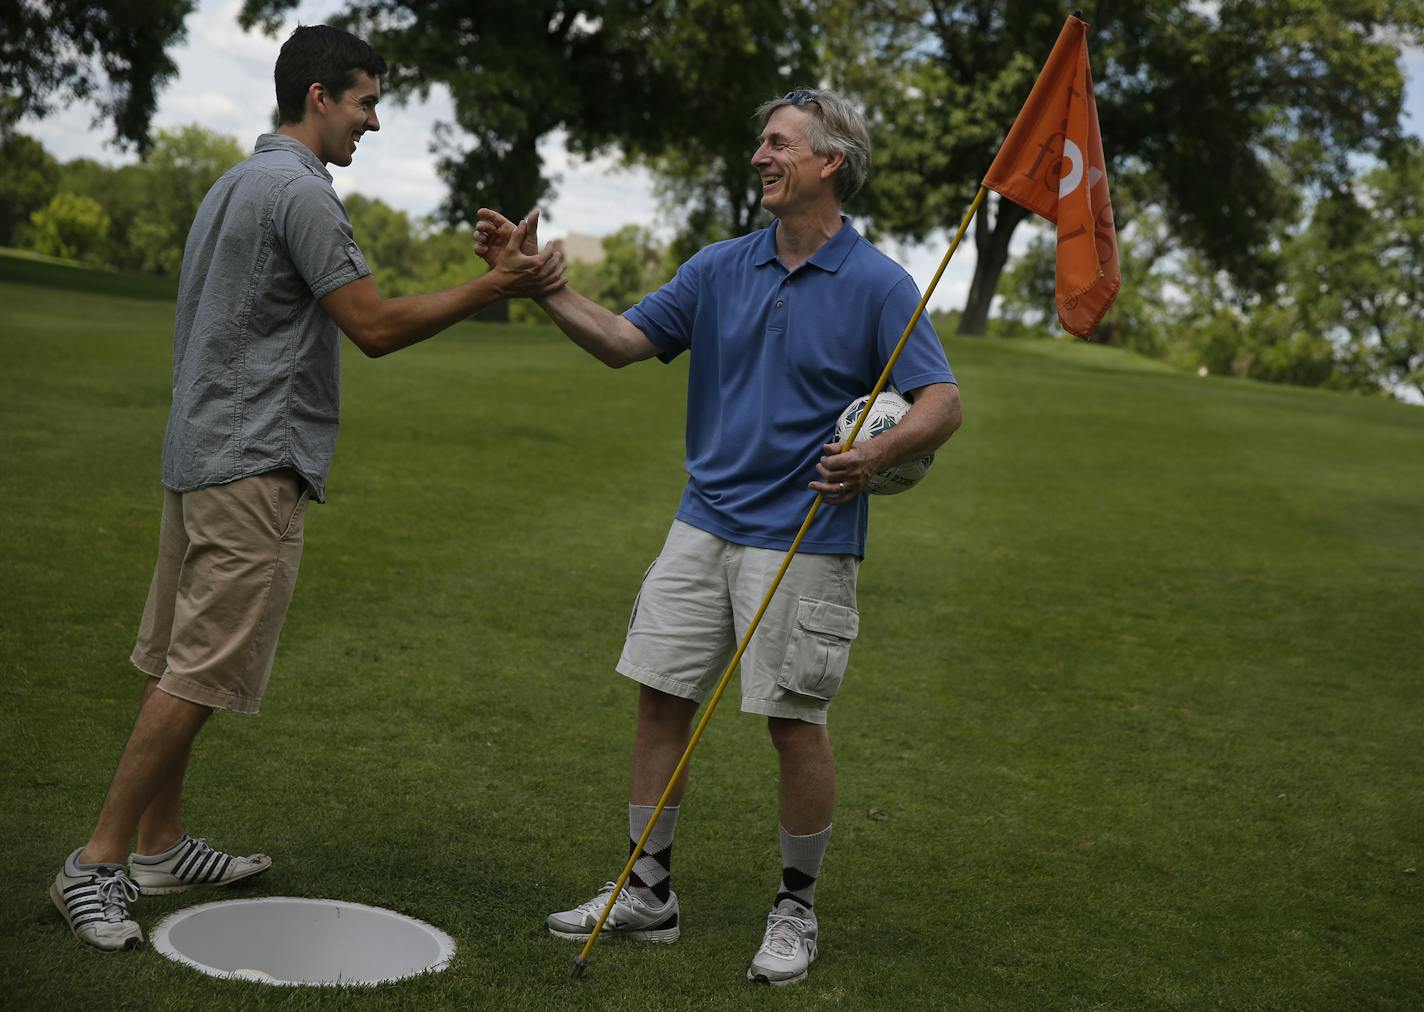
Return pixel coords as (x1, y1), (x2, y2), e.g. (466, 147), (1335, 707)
(128, 834), (272, 895)
(546, 882), (681, 942)
(747, 899), (818, 986)
(51, 849), (144, 952)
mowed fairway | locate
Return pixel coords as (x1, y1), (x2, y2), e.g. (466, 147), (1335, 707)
(2, 252), (1420, 1010)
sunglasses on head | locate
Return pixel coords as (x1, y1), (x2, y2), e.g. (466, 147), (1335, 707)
(783, 89), (818, 106)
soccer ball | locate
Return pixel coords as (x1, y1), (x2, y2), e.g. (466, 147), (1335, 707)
(833, 390), (934, 496)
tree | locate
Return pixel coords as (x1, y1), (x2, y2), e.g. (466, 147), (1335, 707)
(565, 225), (674, 312)
(238, 1), (816, 248)
(603, 1), (818, 256)
(822, 0), (1424, 336)
(998, 177), (1176, 357)
(48, 126), (242, 275)
(58, 157), (148, 271)
(0, 0), (196, 153)
(128, 125), (245, 275)
(1169, 265), (1343, 390)
(999, 143), (1424, 400)
(345, 194), (486, 297)
(1289, 141), (1424, 398)
(345, 193), (421, 294)
(27, 191), (111, 263)
(0, 132), (59, 245)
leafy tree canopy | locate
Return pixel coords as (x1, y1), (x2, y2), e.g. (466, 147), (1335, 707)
(0, 132), (60, 245)
(1000, 139), (1424, 400)
(19, 125), (241, 275)
(822, 0), (1424, 334)
(28, 191), (110, 264)
(565, 224), (674, 312)
(1290, 140), (1424, 397)
(0, 0), (196, 153)
(238, 0), (816, 241)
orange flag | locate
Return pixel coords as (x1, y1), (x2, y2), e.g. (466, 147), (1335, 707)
(983, 14), (1120, 338)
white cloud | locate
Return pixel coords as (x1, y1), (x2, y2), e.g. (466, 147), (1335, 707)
(157, 91), (244, 128)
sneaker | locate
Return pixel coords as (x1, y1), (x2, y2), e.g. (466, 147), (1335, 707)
(546, 882), (681, 942)
(51, 849), (143, 952)
(128, 834), (272, 895)
(747, 899), (818, 986)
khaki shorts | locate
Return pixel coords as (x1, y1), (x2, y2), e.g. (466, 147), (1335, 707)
(130, 469), (308, 714)
(616, 520), (861, 724)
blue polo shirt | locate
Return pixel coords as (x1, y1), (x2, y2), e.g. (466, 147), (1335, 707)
(624, 218), (954, 556)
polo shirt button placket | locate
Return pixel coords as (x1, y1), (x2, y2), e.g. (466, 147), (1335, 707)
(769, 282), (789, 333)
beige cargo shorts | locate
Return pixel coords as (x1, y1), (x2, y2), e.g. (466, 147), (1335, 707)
(616, 520), (861, 724)
(130, 468), (308, 714)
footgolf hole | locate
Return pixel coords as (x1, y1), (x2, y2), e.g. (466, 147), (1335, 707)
(150, 897), (455, 986)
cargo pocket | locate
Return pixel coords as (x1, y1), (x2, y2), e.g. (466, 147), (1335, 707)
(626, 559), (659, 634)
(776, 597), (860, 701)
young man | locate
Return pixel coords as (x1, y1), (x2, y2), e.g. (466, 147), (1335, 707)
(476, 87), (961, 985)
(51, 25), (565, 952)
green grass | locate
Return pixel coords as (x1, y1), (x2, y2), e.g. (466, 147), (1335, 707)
(2, 250), (1421, 1009)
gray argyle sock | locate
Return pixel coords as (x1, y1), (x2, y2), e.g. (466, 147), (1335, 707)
(776, 823), (831, 909)
(628, 804), (678, 906)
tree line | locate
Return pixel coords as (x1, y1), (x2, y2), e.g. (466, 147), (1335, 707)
(4, 0), (1422, 398)
(0, 124), (674, 323)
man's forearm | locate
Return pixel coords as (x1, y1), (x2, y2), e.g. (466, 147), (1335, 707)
(536, 287), (657, 368)
(329, 214), (564, 358)
(854, 384), (961, 467)
(360, 274), (511, 356)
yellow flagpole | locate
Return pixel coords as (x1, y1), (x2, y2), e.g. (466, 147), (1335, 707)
(570, 185), (989, 980)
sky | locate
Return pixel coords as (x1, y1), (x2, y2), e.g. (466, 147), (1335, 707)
(17, 1), (1424, 314)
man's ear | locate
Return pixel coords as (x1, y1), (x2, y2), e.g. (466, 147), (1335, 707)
(306, 81), (328, 117)
(820, 150), (845, 181)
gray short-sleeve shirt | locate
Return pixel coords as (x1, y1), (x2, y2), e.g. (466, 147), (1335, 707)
(161, 133), (371, 502)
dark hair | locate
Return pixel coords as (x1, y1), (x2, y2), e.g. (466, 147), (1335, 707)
(274, 25), (387, 125)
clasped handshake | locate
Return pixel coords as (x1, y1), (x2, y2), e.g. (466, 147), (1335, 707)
(472, 207), (569, 301)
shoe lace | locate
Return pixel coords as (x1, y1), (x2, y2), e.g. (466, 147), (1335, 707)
(577, 881), (633, 915)
(95, 871), (140, 923)
(759, 911), (810, 959)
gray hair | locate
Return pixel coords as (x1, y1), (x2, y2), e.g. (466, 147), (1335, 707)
(755, 87), (871, 203)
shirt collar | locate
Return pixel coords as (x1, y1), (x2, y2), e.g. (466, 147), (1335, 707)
(753, 215), (860, 273)
(254, 132), (333, 182)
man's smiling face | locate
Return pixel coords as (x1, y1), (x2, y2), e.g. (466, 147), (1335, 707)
(752, 104), (830, 216)
(320, 70), (381, 166)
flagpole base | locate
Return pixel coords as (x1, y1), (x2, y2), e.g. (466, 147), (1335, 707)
(570, 956), (589, 980)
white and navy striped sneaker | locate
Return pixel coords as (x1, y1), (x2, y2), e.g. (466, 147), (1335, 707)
(128, 834), (272, 895)
(546, 882), (681, 942)
(51, 849), (143, 951)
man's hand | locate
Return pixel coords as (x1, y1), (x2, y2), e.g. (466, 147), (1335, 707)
(486, 210), (567, 299)
(810, 439), (890, 504)
(475, 207), (539, 268)
(811, 383), (961, 503)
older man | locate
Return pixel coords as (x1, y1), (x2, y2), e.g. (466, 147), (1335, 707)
(479, 87), (960, 985)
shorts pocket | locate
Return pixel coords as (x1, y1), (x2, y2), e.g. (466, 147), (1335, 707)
(626, 558), (659, 634)
(776, 597), (860, 701)
(268, 471), (307, 541)
(279, 490), (308, 541)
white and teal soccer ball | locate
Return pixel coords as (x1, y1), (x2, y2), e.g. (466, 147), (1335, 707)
(834, 390), (934, 496)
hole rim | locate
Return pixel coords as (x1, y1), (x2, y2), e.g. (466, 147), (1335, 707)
(150, 896), (457, 987)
